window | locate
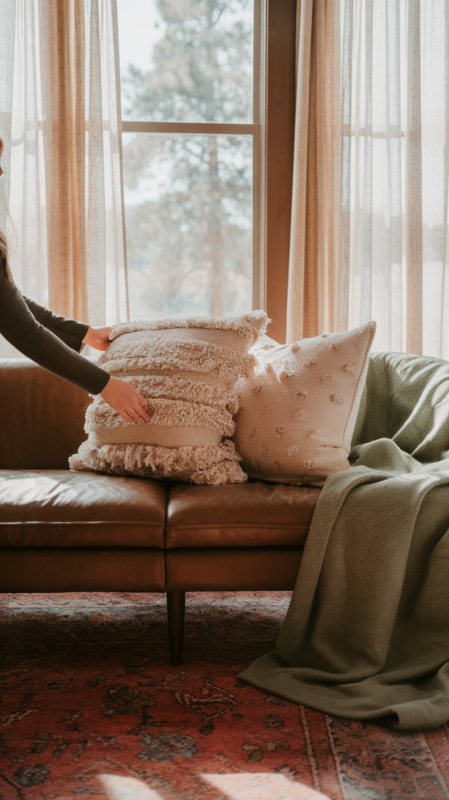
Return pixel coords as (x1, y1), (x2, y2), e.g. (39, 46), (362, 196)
(116, 0), (264, 320)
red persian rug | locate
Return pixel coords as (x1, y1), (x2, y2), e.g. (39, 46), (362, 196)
(0, 591), (448, 800)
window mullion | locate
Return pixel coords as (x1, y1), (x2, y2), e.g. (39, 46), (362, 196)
(122, 121), (257, 135)
(252, 0), (266, 311)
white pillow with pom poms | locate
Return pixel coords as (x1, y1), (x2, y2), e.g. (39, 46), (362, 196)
(232, 321), (376, 485)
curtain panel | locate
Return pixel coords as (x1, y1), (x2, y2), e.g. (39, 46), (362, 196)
(287, 0), (342, 342)
(0, 0), (15, 233)
(288, 0), (449, 359)
(0, 0), (128, 357)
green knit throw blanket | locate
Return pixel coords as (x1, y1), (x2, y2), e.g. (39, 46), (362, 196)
(241, 351), (449, 730)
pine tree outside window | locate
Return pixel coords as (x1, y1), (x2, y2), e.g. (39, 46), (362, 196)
(117, 0), (264, 320)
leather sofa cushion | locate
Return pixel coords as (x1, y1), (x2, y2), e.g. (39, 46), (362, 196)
(0, 470), (167, 547)
(166, 480), (321, 547)
(0, 360), (90, 469)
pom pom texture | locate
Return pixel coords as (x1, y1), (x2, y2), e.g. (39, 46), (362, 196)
(233, 322), (376, 485)
(70, 312), (268, 485)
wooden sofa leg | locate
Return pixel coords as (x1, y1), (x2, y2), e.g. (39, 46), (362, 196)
(167, 590), (185, 666)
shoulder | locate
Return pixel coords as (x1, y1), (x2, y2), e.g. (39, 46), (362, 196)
(0, 276), (18, 293)
(0, 279), (24, 308)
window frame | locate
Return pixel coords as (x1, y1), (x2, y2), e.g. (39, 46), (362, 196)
(264, 0), (296, 343)
(120, 0), (267, 316)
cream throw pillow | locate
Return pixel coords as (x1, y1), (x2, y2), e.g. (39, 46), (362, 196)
(70, 312), (267, 484)
(232, 321), (376, 484)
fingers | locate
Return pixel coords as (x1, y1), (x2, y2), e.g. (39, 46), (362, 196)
(137, 395), (149, 409)
(100, 377), (154, 423)
(127, 388), (152, 422)
(137, 395), (154, 422)
(120, 408), (151, 424)
(85, 326), (113, 351)
(119, 399), (153, 424)
(121, 406), (145, 423)
(134, 402), (152, 423)
(99, 327), (113, 350)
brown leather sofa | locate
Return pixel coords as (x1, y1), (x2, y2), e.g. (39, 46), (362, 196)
(0, 360), (321, 664)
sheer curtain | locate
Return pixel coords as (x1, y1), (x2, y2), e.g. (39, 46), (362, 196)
(288, 0), (449, 359)
(0, 0), (128, 357)
(0, 0), (15, 241)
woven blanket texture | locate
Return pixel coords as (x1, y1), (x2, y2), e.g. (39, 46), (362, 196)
(240, 351), (449, 730)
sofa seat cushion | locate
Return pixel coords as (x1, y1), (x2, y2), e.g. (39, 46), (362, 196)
(0, 470), (167, 548)
(166, 481), (321, 548)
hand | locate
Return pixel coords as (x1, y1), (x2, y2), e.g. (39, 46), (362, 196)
(100, 376), (154, 424)
(83, 326), (113, 351)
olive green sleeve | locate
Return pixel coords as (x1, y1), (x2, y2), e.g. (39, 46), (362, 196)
(23, 295), (90, 353)
(0, 280), (110, 394)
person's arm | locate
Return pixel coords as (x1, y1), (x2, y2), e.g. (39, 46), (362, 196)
(22, 295), (89, 353)
(0, 281), (153, 422)
(0, 280), (109, 394)
(23, 295), (113, 355)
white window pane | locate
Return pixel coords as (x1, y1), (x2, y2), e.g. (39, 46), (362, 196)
(123, 132), (253, 318)
(117, 0), (253, 123)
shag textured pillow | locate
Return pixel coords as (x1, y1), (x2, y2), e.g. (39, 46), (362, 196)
(232, 321), (376, 484)
(69, 311), (268, 484)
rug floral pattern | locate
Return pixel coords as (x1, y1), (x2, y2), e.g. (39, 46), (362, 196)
(0, 592), (448, 799)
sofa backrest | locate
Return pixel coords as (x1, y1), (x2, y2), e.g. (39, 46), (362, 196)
(0, 359), (91, 469)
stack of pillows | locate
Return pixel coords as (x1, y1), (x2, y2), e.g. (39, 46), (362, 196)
(70, 312), (376, 485)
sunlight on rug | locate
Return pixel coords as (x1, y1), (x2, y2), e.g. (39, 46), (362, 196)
(202, 772), (331, 799)
(99, 772), (331, 800)
(0, 592), (448, 800)
(100, 774), (163, 799)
